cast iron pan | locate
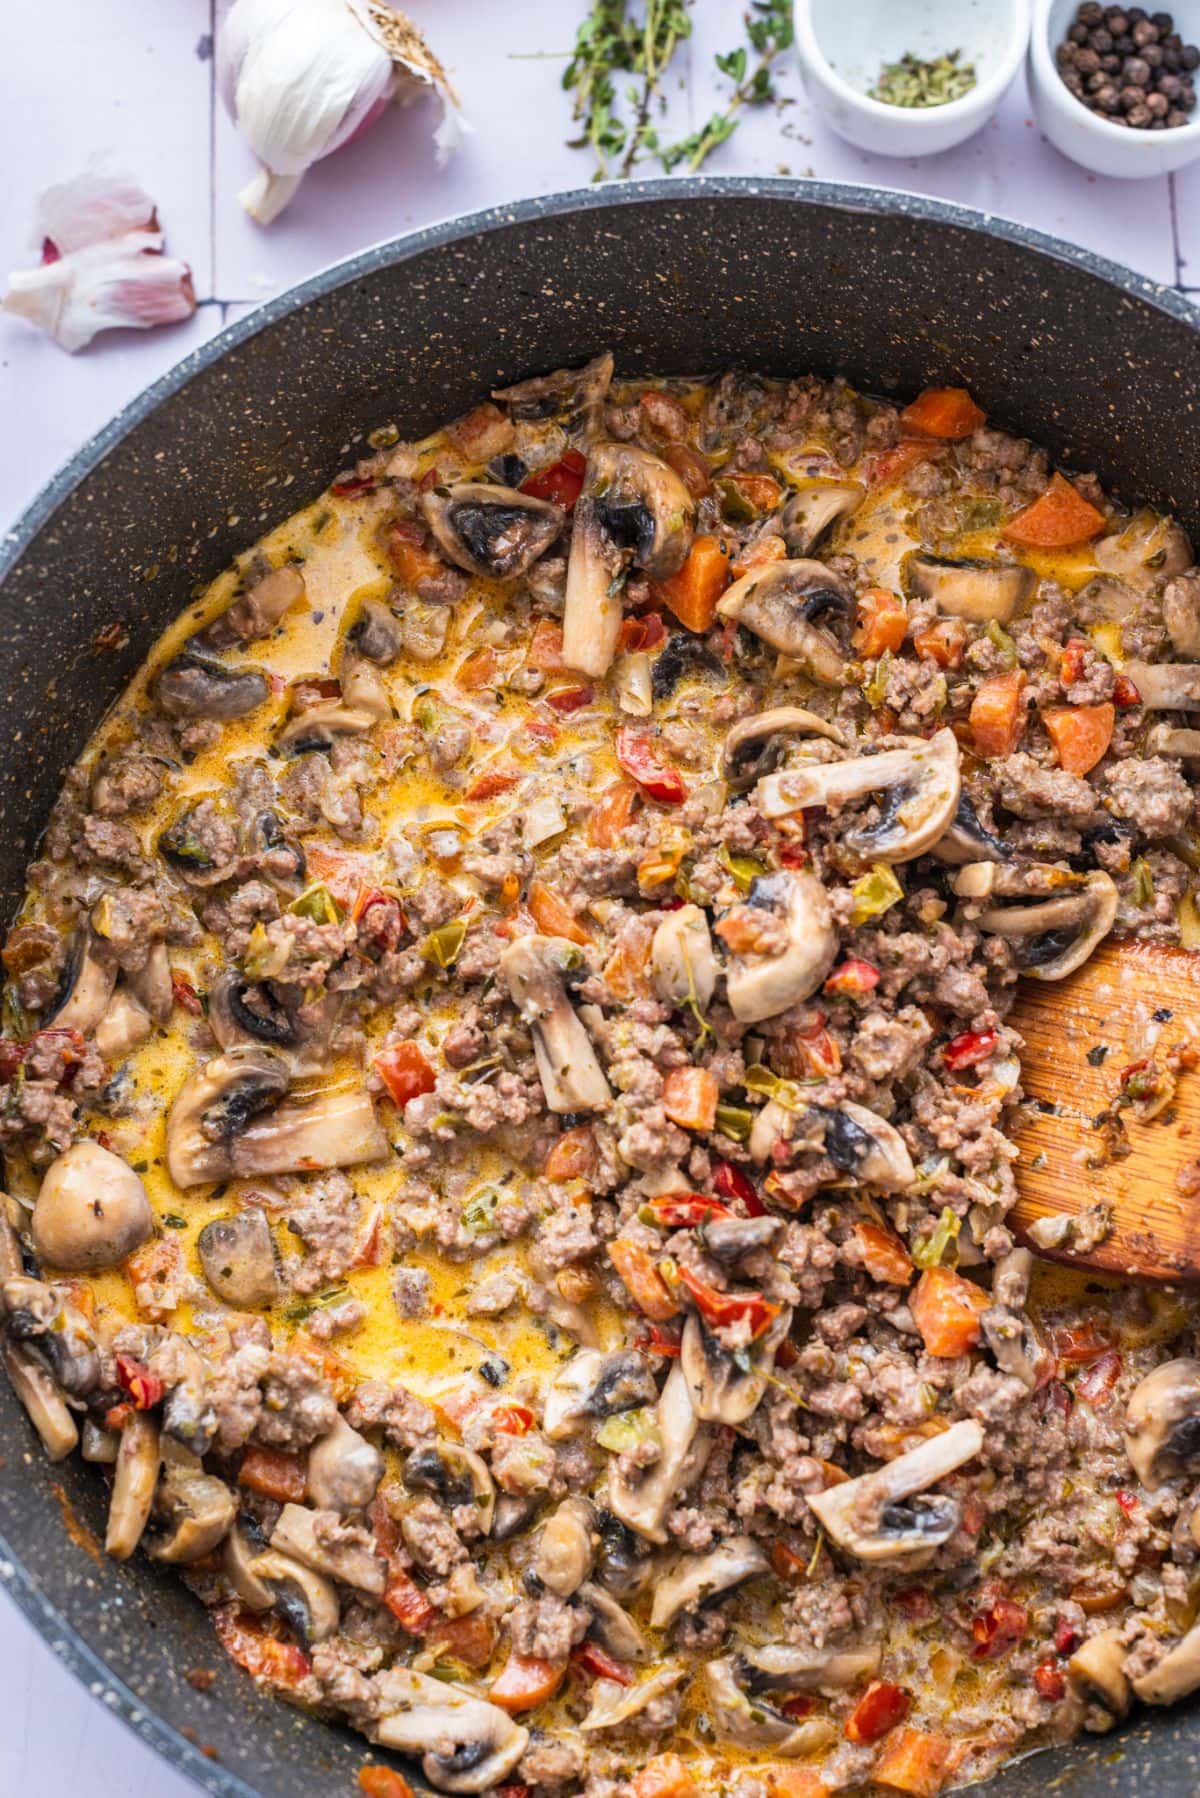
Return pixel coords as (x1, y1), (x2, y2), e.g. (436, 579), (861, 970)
(0, 178), (1197, 1797)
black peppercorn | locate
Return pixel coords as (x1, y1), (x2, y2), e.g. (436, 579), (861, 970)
(1124, 55), (1151, 81)
(1055, 0), (1199, 124)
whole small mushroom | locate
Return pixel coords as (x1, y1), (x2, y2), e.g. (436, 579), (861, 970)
(1124, 1359), (1200, 1489)
(32, 1140), (154, 1272)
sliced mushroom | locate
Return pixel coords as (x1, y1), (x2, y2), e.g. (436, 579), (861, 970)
(493, 351), (614, 433)
(200, 562), (306, 650)
(651, 904), (717, 1012)
(757, 728), (961, 864)
(197, 1208), (282, 1308)
(1164, 571), (1200, 658)
(1122, 660), (1200, 710)
(534, 1496), (598, 1597)
(904, 552), (1035, 622)
(1130, 1622), (1200, 1704)
(155, 652), (269, 721)
(223, 1516), (274, 1611)
(1067, 1630), (1132, 1731)
(1147, 723), (1200, 760)
(43, 927), (117, 1033)
(703, 1214), (784, 1263)
(980, 1305), (1049, 1391)
(608, 1358), (711, 1544)
(716, 559), (855, 685)
(499, 936), (611, 1113)
(562, 443), (695, 678)
(105, 1410), (162, 1561)
(373, 1668), (529, 1794)
(148, 1448), (236, 1564)
(421, 483), (565, 581)
(32, 1140), (154, 1271)
(80, 1418), (119, 1464)
(350, 596), (404, 665)
(160, 1337), (217, 1458)
(270, 1502), (387, 1595)
(723, 869), (837, 1025)
(2, 1276), (100, 1397)
(405, 1440), (496, 1535)
(207, 972), (337, 1073)
(974, 870), (1117, 980)
(1095, 510), (1192, 592)
(277, 664), (389, 753)
(593, 1511), (655, 1600)
(578, 1581), (648, 1662)
(307, 1413), (385, 1514)
(166, 1049), (387, 1187)
(734, 1641), (883, 1698)
(580, 1663), (685, 1733)
(1, 1339), (77, 1461)
(94, 988), (154, 1063)
(680, 1308), (791, 1426)
(779, 483), (864, 557)
(807, 1418), (983, 1567)
(705, 1658), (835, 1756)
(721, 706), (845, 790)
(932, 792), (1010, 866)
(542, 1349), (658, 1440)
(649, 1535), (769, 1630)
(749, 1098), (914, 1192)
(1124, 1359), (1200, 1489)
(251, 1546), (341, 1645)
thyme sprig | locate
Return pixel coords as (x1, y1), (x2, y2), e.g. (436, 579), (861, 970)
(656, 0), (795, 172)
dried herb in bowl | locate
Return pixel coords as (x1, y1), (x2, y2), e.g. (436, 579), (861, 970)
(870, 48), (977, 108)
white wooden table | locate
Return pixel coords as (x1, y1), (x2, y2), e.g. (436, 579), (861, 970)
(0, 2), (1195, 1791)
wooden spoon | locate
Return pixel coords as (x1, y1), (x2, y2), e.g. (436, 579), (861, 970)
(1009, 937), (1200, 1282)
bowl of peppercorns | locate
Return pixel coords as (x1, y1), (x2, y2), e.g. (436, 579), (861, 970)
(1030, 0), (1200, 172)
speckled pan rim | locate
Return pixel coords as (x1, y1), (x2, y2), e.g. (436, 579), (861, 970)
(0, 174), (1197, 1798)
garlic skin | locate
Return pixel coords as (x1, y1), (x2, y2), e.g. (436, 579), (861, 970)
(219, 0), (466, 226)
(2, 172), (196, 354)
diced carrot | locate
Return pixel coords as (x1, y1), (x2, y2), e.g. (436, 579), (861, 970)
(872, 1727), (957, 1796)
(238, 1446), (307, 1504)
(489, 1651), (567, 1713)
(608, 1239), (680, 1322)
(384, 521), (444, 588)
(374, 1040), (437, 1108)
(627, 1754), (700, 1798)
(845, 1679), (911, 1745)
(1002, 473), (1106, 548)
(305, 844), (375, 910)
(588, 779), (639, 848)
(654, 535), (731, 633)
(544, 1124), (597, 1182)
(911, 1266), (991, 1358)
(382, 1565), (438, 1636)
(662, 1065), (718, 1132)
(1042, 702), (1114, 777)
(855, 587), (907, 658)
(763, 1770), (831, 1798)
(617, 613), (668, 654)
(912, 619), (966, 669)
(444, 401), (514, 462)
(211, 1606), (311, 1690)
(900, 386), (985, 440)
(731, 532), (787, 578)
(865, 440), (937, 488)
(426, 1610), (497, 1672)
(456, 647), (497, 690)
(970, 669), (1026, 757)
(124, 1237), (184, 1323)
(852, 1220), (914, 1286)
(528, 618), (566, 671)
(359, 1768), (415, 1798)
(601, 927), (653, 1001)
(528, 878), (591, 945)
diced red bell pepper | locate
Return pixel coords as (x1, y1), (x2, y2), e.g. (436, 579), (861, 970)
(1059, 637), (1090, 685)
(942, 1028), (999, 1072)
(383, 1565), (438, 1636)
(572, 1641), (633, 1685)
(1054, 1617), (1082, 1656)
(1113, 673), (1141, 708)
(824, 958), (880, 998)
(845, 1679), (911, 1744)
(971, 1598), (1029, 1661)
(892, 1585), (934, 1622)
(115, 1354), (164, 1411)
(1115, 1488), (1139, 1518)
(641, 1194), (732, 1228)
(712, 1159), (765, 1215)
(615, 729), (687, 804)
(488, 1403), (535, 1435)
(1052, 1321), (1114, 1365)
(374, 1040), (437, 1108)
(466, 766), (521, 801)
(520, 449), (587, 510)
(1033, 1659), (1067, 1702)
(676, 1264), (780, 1342)
(212, 1606), (312, 1689)
(545, 684), (595, 715)
(171, 972), (203, 1016)
(330, 473), (377, 498)
(636, 1322), (683, 1358)
(1076, 1349), (1123, 1402)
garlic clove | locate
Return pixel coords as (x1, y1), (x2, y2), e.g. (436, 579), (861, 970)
(219, 0), (466, 226)
(2, 173), (195, 354)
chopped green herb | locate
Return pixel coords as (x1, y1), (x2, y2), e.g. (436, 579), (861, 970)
(870, 48), (976, 109)
(161, 1213), (188, 1230)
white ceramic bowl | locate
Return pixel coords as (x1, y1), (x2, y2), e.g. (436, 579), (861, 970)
(794, 0), (1032, 157)
(1028, 0), (1200, 176)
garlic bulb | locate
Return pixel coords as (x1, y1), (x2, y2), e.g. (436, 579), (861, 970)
(2, 172), (195, 354)
(219, 0), (466, 226)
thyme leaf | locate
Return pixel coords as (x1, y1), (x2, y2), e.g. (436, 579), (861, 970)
(658, 0), (795, 173)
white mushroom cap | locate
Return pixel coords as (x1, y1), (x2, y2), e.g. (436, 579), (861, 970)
(373, 1668), (529, 1793)
(33, 1140), (154, 1272)
(723, 869), (837, 1024)
(651, 904), (718, 1012)
(1124, 1359), (1200, 1490)
(649, 1535), (769, 1629)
